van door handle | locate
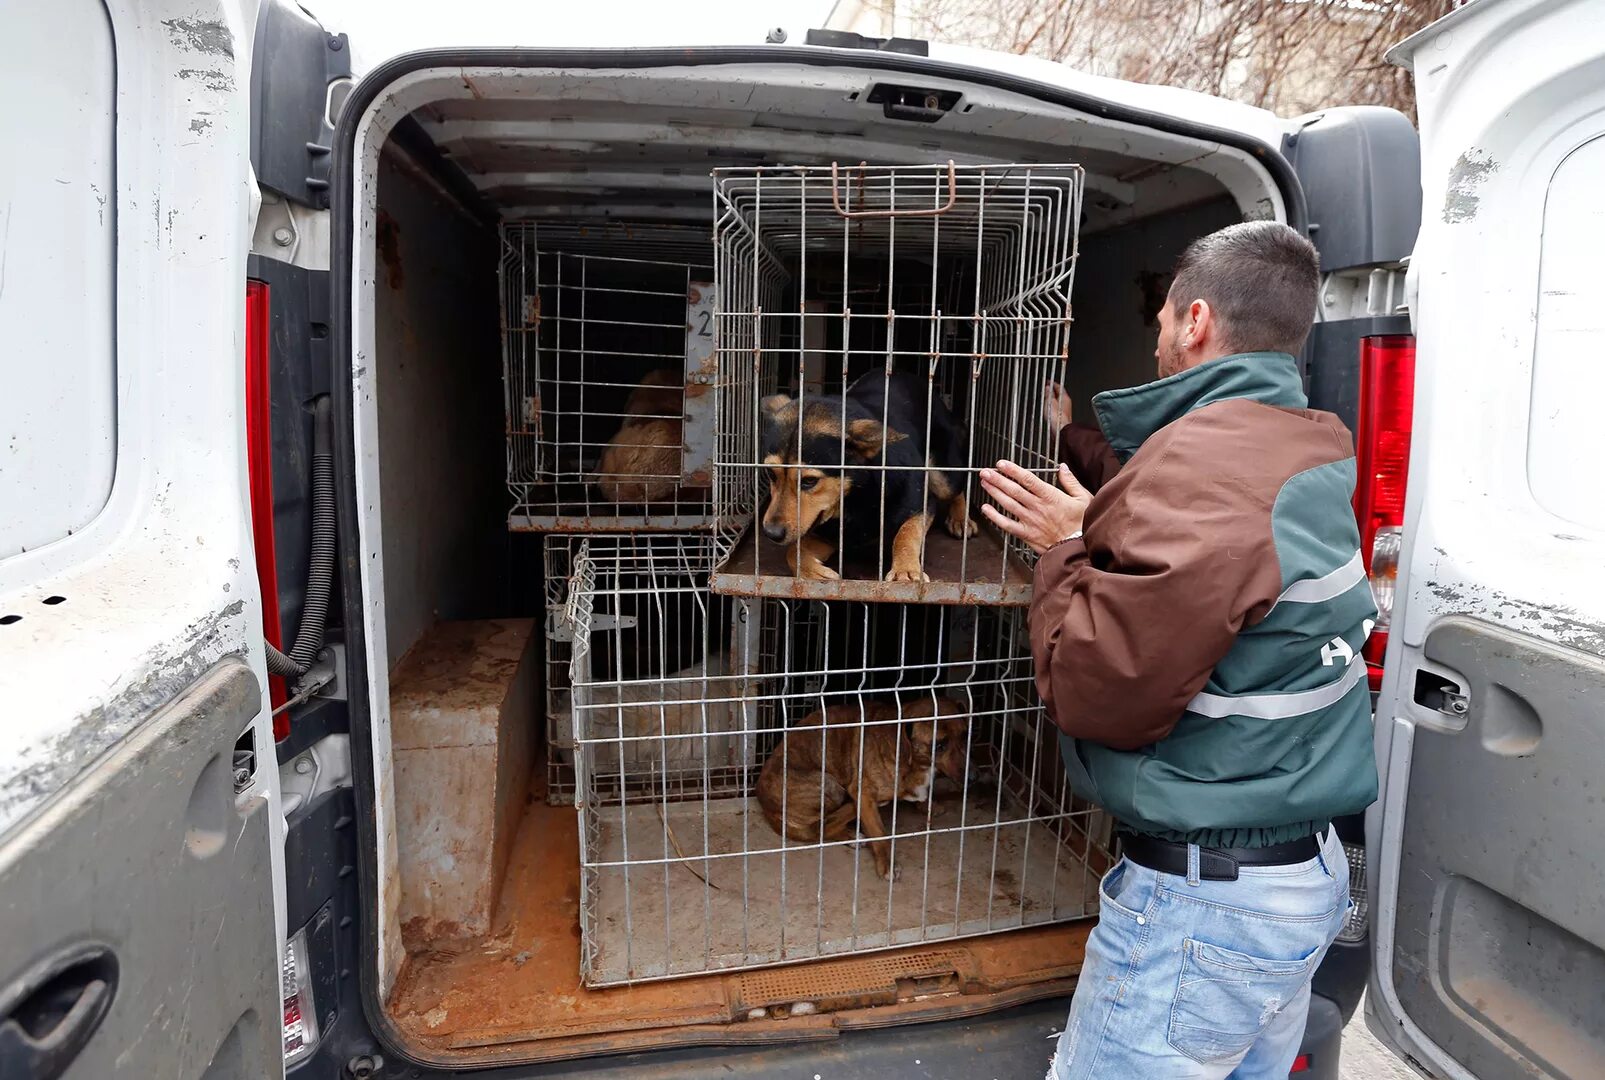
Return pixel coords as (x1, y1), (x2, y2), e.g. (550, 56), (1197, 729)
(0, 945), (118, 1080)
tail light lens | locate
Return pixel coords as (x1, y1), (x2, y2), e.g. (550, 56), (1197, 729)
(1352, 335), (1416, 691)
(246, 281), (289, 730)
(281, 924), (321, 1066)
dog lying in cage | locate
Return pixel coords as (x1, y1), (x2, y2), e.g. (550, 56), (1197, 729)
(553, 653), (745, 777)
(759, 372), (977, 582)
(592, 369), (689, 504)
(756, 696), (970, 881)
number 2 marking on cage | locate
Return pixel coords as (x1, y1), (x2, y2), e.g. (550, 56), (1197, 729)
(697, 310), (713, 337)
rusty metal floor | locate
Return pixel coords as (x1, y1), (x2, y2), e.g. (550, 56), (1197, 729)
(711, 528), (1034, 606)
(387, 779), (1092, 1066)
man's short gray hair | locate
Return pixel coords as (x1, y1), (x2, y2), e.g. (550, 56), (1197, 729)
(1168, 222), (1321, 357)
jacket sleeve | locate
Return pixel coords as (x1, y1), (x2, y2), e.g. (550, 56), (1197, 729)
(1029, 439), (1284, 750)
(1057, 422), (1123, 494)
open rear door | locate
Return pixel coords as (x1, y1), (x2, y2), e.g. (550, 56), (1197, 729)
(1370, 2), (1605, 1078)
(0, 2), (283, 1077)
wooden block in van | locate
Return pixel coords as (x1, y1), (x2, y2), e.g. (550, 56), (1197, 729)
(390, 619), (536, 943)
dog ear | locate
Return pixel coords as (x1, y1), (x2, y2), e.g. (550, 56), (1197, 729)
(760, 394), (795, 453)
(846, 418), (907, 458)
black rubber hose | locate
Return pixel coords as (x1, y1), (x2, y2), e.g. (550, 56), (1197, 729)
(265, 641), (302, 678)
(285, 395), (336, 673)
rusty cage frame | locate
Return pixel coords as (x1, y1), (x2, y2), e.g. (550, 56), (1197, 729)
(707, 162), (1085, 606)
(562, 534), (1114, 988)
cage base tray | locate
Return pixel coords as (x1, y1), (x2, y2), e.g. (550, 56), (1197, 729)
(507, 482), (720, 532)
(584, 786), (1097, 987)
(710, 528), (1034, 606)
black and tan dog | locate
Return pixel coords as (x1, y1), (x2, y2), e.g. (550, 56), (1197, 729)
(759, 372), (976, 582)
(756, 697), (970, 881)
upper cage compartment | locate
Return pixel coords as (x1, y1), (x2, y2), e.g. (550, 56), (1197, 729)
(707, 163), (1085, 605)
(502, 221), (747, 531)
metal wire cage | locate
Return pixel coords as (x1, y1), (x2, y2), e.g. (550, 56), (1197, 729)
(562, 538), (1113, 987)
(543, 532), (756, 806)
(502, 222), (740, 531)
(708, 162), (1085, 606)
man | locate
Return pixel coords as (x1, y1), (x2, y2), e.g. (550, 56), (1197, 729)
(979, 221), (1378, 1079)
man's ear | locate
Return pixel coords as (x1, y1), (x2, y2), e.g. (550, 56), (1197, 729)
(1185, 299), (1213, 352)
(846, 418), (907, 458)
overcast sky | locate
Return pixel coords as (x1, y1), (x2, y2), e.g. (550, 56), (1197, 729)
(305, 0), (840, 68)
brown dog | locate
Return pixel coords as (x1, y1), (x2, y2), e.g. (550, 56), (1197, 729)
(757, 696), (969, 880)
(594, 370), (683, 503)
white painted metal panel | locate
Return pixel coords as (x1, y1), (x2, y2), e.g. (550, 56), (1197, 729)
(0, 0), (117, 559)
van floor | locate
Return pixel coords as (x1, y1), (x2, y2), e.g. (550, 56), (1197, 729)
(387, 768), (1096, 1062)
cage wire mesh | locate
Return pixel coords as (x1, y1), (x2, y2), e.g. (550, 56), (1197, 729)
(544, 532), (756, 807)
(708, 162), (1085, 606)
(502, 221), (747, 531)
(563, 535), (1114, 987)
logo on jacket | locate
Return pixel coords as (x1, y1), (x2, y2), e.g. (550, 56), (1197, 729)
(1320, 619), (1377, 667)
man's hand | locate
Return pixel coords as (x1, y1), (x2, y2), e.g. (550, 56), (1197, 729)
(979, 459), (1091, 555)
(1043, 381), (1073, 434)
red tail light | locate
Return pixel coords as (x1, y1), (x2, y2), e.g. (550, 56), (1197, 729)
(246, 281), (289, 729)
(1352, 334), (1416, 691)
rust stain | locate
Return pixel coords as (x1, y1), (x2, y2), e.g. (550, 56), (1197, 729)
(683, 381), (711, 399)
(462, 75), (486, 101)
(376, 208), (404, 290)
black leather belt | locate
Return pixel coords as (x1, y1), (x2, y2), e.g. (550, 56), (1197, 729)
(1118, 827), (1329, 882)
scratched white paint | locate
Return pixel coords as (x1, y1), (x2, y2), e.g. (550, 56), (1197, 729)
(1372, 2), (1605, 1078)
(0, 0), (287, 1032)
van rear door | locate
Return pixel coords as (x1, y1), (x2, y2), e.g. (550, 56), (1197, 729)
(1370, 1), (1605, 1077)
(0, 2), (283, 1077)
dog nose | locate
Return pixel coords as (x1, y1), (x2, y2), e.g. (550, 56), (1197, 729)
(762, 522), (787, 543)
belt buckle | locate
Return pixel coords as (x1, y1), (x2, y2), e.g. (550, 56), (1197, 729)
(1197, 848), (1239, 881)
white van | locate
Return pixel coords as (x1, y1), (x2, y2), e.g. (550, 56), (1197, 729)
(1, 0), (1599, 1077)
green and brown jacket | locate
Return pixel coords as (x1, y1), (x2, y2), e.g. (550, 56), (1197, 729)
(1031, 352), (1379, 848)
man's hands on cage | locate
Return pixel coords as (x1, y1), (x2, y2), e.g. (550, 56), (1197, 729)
(979, 460), (1091, 555)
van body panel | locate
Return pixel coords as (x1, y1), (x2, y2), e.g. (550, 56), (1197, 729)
(0, 2), (285, 1076)
(1372, 1), (1605, 1077)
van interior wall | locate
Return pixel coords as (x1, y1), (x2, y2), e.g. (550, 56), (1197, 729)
(1066, 196), (1242, 418)
(375, 146), (509, 669)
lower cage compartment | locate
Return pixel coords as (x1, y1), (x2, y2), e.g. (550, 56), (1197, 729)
(562, 534), (1115, 987)
(587, 786), (1098, 986)
(388, 784), (1096, 1058)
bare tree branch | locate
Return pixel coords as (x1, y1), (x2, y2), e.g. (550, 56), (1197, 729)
(886, 0), (1452, 120)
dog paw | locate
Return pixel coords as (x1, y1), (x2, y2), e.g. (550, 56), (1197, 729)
(945, 512), (979, 539)
(799, 561), (840, 582)
(885, 566), (930, 584)
(877, 862), (900, 882)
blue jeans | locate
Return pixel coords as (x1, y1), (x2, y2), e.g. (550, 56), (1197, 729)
(1048, 827), (1350, 1079)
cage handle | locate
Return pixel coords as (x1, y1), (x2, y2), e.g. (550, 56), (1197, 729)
(831, 160), (957, 219)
